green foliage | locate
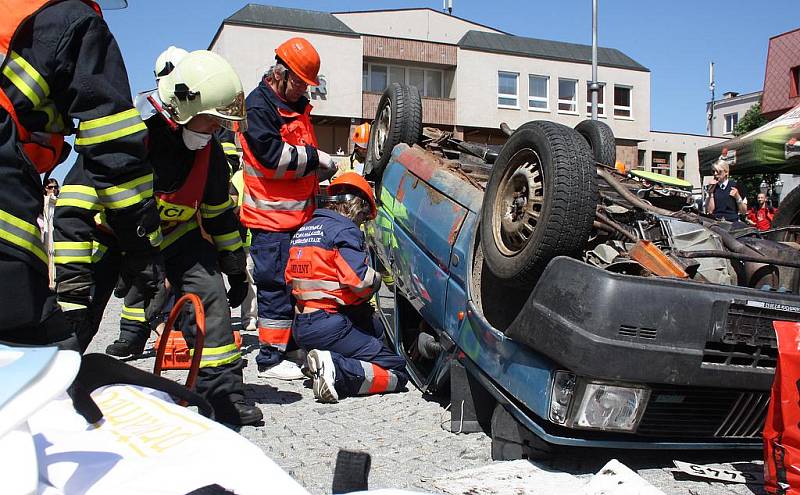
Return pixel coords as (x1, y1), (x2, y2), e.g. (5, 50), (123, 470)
(733, 102), (768, 137)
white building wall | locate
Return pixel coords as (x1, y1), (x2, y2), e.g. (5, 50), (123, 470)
(333, 10), (500, 44)
(639, 132), (726, 188)
(211, 25), (363, 119)
(708, 92), (761, 137)
(456, 48), (651, 142)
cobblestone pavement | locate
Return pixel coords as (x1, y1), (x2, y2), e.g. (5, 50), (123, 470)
(88, 294), (766, 495)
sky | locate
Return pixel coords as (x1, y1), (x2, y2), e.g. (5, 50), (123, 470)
(50, 0), (798, 182)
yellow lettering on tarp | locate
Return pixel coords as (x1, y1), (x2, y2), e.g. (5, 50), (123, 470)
(91, 386), (211, 458)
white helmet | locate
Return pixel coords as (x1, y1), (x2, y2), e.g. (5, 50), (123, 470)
(154, 46), (188, 80)
(158, 50), (247, 130)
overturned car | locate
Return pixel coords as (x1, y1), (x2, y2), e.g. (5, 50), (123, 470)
(365, 83), (800, 460)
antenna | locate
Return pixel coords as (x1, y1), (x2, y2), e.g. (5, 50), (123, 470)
(447, 0), (453, 15)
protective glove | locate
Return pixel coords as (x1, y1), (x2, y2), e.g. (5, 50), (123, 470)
(61, 307), (95, 353)
(226, 273), (248, 308)
(116, 250), (169, 322)
(104, 198), (163, 252)
(316, 149), (337, 182)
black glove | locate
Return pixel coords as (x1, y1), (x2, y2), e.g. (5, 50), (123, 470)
(117, 250), (168, 322)
(104, 198), (162, 252)
(218, 248), (246, 278)
(61, 308), (95, 352)
(226, 273), (248, 308)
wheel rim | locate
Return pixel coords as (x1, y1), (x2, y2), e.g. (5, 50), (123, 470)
(373, 102), (392, 160)
(491, 148), (545, 256)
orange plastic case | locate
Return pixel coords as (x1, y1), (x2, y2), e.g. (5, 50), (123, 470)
(155, 330), (242, 371)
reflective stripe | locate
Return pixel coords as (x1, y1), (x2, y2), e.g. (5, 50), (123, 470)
(191, 343), (241, 368)
(2, 51), (48, 106)
(0, 208), (47, 265)
(358, 361), (374, 395)
(294, 290), (345, 306)
(258, 325), (291, 350)
(41, 102), (65, 133)
(350, 266), (379, 291)
(121, 305), (145, 322)
(75, 108), (147, 146)
(212, 231), (242, 252)
(357, 362), (397, 395)
(243, 193), (312, 212)
(56, 185), (102, 211)
(160, 220), (198, 250)
(295, 146), (308, 177)
(243, 163), (264, 178)
(274, 143), (294, 179)
(58, 301), (87, 311)
(222, 142), (238, 155)
(200, 198), (233, 219)
(91, 242), (108, 263)
(292, 278), (342, 291)
(258, 318), (292, 329)
(97, 174), (153, 210)
(148, 228), (163, 248)
(53, 241), (93, 264)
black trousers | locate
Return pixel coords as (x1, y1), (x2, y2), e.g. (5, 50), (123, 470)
(0, 253), (78, 351)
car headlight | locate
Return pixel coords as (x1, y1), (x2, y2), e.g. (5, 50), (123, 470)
(549, 371), (576, 425)
(572, 382), (650, 432)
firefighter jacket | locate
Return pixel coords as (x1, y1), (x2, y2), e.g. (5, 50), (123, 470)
(238, 79), (322, 232)
(54, 115), (243, 303)
(285, 209), (381, 311)
(0, 0), (159, 274)
(218, 129), (241, 176)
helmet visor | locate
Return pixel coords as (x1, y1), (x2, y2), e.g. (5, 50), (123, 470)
(212, 92), (247, 131)
(213, 115), (248, 132)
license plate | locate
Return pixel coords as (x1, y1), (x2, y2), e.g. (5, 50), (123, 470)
(673, 460), (761, 484)
(744, 300), (800, 315)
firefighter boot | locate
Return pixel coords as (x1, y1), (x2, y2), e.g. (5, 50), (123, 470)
(105, 338), (147, 358)
(212, 396), (264, 426)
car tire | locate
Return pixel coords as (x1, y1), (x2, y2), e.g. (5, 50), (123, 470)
(491, 403), (554, 461)
(574, 119), (616, 166)
(364, 83), (422, 183)
(480, 121), (598, 287)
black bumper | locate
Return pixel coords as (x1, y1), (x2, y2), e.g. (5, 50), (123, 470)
(505, 257), (800, 391)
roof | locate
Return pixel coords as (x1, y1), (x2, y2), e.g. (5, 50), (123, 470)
(332, 7), (506, 35)
(223, 4), (359, 37)
(457, 30), (649, 72)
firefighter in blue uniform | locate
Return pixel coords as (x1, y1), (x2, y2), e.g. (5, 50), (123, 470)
(0, 0), (164, 348)
(54, 50), (261, 426)
(285, 172), (408, 403)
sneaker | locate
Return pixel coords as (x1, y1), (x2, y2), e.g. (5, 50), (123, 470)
(245, 318), (257, 332)
(214, 401), (263, 426)
(105, 339), (146, 358)
(258, 360), (305, 380)
(307, 349), (338, 403)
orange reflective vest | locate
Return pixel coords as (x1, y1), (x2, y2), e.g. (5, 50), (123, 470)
(238, 102), (319, 232)
(0, 0), (98, 173)
(155, 144), (210, 230)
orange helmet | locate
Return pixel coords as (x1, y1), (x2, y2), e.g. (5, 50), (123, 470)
(352, 123), (371, 148)
(275, 37), (320, 86)
(328, 172), (377, 220)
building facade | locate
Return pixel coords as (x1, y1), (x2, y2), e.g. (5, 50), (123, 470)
(706, 91), (762, 137)
(210, 4), (714, 187)
(762, 27), (800, 120)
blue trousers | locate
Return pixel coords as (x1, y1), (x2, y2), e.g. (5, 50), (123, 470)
(293, 306), (408, 397)
(250, 230), (297, 367)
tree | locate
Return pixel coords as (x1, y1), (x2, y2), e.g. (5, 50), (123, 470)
(733, 102), (768, 137)
(732, 102), (774, 205)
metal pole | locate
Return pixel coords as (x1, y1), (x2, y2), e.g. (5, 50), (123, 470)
(591, 0), (598, 120)
(708, 61), (715, 135)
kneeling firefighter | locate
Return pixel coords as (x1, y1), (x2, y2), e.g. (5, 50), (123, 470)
(54, 50), (261, 425)
(285, 173), (409, 403)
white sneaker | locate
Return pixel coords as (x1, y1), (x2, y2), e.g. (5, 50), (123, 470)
(258, 360), (305, 380)
(245, 318), (257, 332)
(307, 350), (338, 403)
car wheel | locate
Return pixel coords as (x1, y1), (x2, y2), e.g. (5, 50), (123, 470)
(491, 403), (554, 461)
(575, 119), (616, 166)
(480, 121), (597, 287)
(364, 82), (422, 183)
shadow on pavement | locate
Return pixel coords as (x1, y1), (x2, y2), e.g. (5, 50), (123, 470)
(245, 382), (303, 406)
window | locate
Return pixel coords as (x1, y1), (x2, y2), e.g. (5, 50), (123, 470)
(528, 75), (549, 110)
(498, 71), (518, 107)
(614, 85), (632, 118)
(677, 153), (686, 180)
(586, 84), (605, 116)
(724, 113), (739, 134)
(558, 78), (578, 113)
(636, 150), (646, 170)
(651, 151), (671, 175)
(791, 66), (800, 98)
(363, 64), (444, 98)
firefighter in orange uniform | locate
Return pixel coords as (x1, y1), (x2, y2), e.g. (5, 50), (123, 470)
(286, 173), (408, 403)
(0, 0), (164, 348)
(237, 37), (336, 380)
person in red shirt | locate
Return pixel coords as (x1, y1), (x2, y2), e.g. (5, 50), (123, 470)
(747, 193), (775, 231)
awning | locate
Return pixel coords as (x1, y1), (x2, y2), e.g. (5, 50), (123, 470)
(698, 104), (800, 176)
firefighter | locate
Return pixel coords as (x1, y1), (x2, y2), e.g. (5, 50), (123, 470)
(55, 50), (262, 425)
(0, 0), (164, 349)
(349, 122), (370, 175)
(238, 37), (336, 380)
(286, 173), (408, 403)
